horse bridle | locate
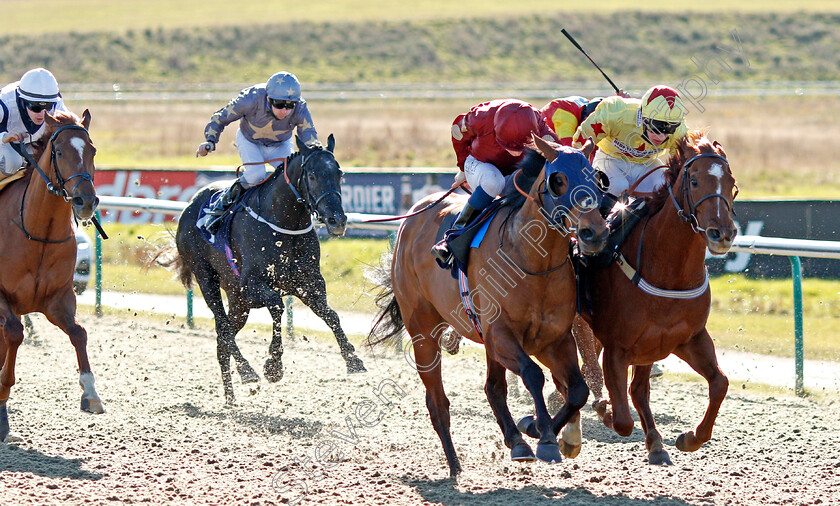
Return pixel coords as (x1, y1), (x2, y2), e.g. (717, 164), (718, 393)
(667, 152), (737, 233)
(284, 148), (342, 218)
(15, 124), (95, 243)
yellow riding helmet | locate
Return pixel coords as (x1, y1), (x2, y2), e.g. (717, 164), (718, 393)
(640, 85), (686, 123)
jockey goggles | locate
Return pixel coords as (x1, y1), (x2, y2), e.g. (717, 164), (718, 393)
(644, 118), (680, 136)
(25, 101), (55, 113)
(269, 98), (297, 110)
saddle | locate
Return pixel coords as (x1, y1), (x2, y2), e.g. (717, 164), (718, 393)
(0, 170), (25, 194)
(195, 186), (258, 278)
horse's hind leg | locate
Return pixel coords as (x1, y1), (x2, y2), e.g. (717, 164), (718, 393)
(264, 301), (286, 383)
(295, 276), (366, 374)
(192, 265), (238, 404)
(404, 309), (461, 476)
(484, 358), (535, 462)
(226, 293), (259, 383)
(0, 301), (24, 442)
(42, 290), (104, 414)
(629, 364), (671, 465)
(672, 329), (729, 453)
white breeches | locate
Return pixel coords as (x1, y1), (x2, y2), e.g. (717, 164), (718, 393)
(593, 150), (667, 196)
(463, 155), (506, 197)
(235, 129), (294, 186)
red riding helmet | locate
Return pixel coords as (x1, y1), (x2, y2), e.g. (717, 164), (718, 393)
(494, 100), (539, 151)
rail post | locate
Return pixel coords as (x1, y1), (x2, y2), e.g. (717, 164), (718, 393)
(790, 256), (804, 396)
(186, 289), (194, 329)
(94, 210), (103, 317)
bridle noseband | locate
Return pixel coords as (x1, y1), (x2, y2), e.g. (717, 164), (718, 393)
(667, 152), (736, 233)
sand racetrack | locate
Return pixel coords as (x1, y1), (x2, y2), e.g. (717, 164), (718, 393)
(1, 313), (838, 505)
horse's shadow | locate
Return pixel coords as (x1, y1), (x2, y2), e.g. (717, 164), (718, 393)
(406, 477), (695, 505)
(165, 402), (323, 438)
(0, 445), (103, 480)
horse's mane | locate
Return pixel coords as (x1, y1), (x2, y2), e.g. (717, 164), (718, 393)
(645, 129), (711, 214)
(500, 149), (544, 212)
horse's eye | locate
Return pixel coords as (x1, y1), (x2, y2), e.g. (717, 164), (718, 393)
(55, 149), (62, 158)
(308, 174), (316, 181)
(690, 177), (698, 187)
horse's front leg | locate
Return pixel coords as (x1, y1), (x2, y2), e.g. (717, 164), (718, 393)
(226, 293), (259, 383)
(0, 300), (25, 442)
(484, 357), (535, 462)
(601, 346), (633, 437)
(488, 333), (561, 464)
(43, 290), (104, 414)
(295, 275), (366, 374)
(672, 328), (729, 452)
(629, 364), (671, 465)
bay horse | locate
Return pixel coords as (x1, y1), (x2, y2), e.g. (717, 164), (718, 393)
(0, 111), (103, 443)
(520, 130), (738, 465)
(368, 140), (609, 476)
(165, 135), (365, 405)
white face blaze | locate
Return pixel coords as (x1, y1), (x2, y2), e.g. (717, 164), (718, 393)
(709, 162), (725, 217)
(70, 136), (86, 164)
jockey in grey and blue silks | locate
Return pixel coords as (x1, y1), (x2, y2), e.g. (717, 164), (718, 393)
(203, 85), (317, 149)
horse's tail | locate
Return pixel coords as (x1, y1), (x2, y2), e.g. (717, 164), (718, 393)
(144, 238), (193, 290)
(365, 250), (405, 350)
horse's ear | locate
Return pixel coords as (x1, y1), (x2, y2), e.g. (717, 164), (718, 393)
(533, 134), (558, 162)
(326, 134), (335, 153)
(295, 135), (309, 154)
(81, 109), (92, 130)
(713, 140), (727, 158)
(44, 111), (59, 128)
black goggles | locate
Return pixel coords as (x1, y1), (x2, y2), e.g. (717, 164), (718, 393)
(269, 99), (296, 110)
(25, 101), (55, 113)
(644, 118), (680, 136)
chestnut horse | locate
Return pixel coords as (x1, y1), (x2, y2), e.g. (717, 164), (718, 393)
(369, 140), (609, 476)
(520, 131), (738, 465)
(0, 111), (103, 443)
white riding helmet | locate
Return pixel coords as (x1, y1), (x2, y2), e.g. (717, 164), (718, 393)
(18, 68), (60, 103)
(266, 71), (301, 102)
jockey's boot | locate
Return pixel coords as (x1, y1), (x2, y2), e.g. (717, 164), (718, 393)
(430, 202), (482, 266)
(205, 179), (246, 234)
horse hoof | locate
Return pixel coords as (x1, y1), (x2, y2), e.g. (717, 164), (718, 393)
(560, 440), (581, 459)
(264, 359), (284, 383)
(2, 431), (24, 444)
(536, 442), (562, 464)
(238, 365), (260, 384)
(676, 431), (702, 452)
(592, 398), (608, 418)
(516, 416), (540, 439)
(648, 449), (673, 466)
(346, 356), (367, 374)
(510, 441), (536, 462)
(81, 396), (105, 414)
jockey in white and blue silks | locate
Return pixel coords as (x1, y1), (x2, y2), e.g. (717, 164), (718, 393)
(0, 68), (69, 176)
(196, 71), (318, 233)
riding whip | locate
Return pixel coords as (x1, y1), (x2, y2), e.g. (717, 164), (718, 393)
(561, 28), (621, 95)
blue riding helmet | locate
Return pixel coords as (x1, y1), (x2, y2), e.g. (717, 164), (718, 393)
(540, 145), (607, 227)
(266, 71), (302, 102)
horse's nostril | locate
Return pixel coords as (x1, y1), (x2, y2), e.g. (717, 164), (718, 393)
(327, 217), (338, 225)
(72, 197), (84, 207)
(579, 228), (595, 242)
(706, 228), (722, 242)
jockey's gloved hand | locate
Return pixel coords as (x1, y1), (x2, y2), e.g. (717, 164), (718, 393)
(452, 170), (467, 189)
(195, 140), (215, 157)
(1, 132), (24, 144)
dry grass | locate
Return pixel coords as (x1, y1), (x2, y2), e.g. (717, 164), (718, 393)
(87, 95), (840, 197)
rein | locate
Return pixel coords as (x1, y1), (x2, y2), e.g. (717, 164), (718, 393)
(362, 186), (462, 223)
(12, 125), (102, 243)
